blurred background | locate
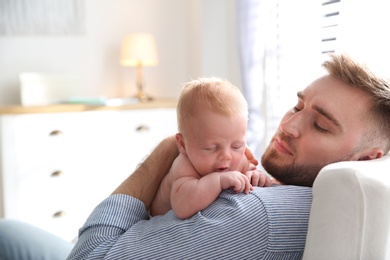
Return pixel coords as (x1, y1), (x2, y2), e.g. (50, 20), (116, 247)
(1, 0), (390, 241)
(1, 0), (389, 156)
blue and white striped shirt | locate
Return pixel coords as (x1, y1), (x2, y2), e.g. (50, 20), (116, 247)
(68, 185), (312, 259)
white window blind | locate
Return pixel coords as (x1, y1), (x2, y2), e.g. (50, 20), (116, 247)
(321, 0), (340, 60)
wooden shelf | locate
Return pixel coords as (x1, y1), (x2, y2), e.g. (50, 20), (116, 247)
(0, 99), (177, 115)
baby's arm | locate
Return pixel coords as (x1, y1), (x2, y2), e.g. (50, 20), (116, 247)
(170, 154), (251, 219)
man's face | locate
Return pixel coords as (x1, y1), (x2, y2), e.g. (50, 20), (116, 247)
(262, 75), (373, 186)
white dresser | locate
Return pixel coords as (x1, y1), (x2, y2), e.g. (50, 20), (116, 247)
(0, 100), (177, 242)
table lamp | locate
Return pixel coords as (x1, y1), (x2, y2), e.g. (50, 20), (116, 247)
(120, 33), (158, 102)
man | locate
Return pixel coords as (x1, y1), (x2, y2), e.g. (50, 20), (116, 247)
(0, 54), (389, 259)
(65, 54), (390, 259)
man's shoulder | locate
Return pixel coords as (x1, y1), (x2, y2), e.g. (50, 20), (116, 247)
(214, 185), (312, 220)
(251, 185), (313, 204)
(244, 185), (312, 218)
(250, 185), (312, 252)
(214, 185), (312, 252)
(219, 185), (312, 204)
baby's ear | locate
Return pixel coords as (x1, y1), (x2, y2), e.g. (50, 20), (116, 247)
(175, 133), (187, 155)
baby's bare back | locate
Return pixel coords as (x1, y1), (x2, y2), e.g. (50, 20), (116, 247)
(150, 170), (173, 216)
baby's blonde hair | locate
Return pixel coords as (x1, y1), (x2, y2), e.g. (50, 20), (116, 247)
(177, 77), (248, 134)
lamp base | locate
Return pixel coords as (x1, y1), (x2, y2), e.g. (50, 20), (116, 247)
(135, 91), (153, 102)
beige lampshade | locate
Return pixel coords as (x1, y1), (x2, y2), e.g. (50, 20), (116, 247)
(120, 33), (158, 66)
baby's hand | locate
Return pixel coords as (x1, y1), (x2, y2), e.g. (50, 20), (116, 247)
(220, 171), (252, 194)
(245, 169), (272, 187)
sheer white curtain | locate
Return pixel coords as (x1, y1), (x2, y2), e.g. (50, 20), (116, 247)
(236, 0), (322, 161)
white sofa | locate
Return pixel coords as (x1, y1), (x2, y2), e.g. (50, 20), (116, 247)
(303, 154), (390, 260)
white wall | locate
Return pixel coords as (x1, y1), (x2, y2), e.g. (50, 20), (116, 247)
(0, 0), (240, 105)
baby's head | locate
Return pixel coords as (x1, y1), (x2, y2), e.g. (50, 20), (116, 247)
(177, 77), (248, 135)
(176, 78), (249, 175)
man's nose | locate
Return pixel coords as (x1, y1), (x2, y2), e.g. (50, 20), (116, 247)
(279, 114), (301, 138)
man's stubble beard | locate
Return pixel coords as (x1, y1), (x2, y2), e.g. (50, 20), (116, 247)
(261, 140), (356, 187)
(261, 145), (322, 187)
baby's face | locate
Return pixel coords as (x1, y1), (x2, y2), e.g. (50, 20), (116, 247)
(183, 112), (247, 176)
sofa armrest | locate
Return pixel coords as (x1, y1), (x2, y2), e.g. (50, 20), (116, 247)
(303, 154), (390, 260)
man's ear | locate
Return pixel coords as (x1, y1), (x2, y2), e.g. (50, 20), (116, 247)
(175, 133), (187, 155)
(358, 147), (384, 161)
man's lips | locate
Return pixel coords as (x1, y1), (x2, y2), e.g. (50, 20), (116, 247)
(274, 138), (293, 156)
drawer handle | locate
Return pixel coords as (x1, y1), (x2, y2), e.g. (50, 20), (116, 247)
(51, 170), (64, 177)
(52, 211), (67, 218)
(49, 130), (63, 136)
(136, 125), (150, 132)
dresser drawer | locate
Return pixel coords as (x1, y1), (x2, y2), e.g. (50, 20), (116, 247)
(3, 114), (85, 169)
(3, 155), (84, 216)
(82, 109), (178, 177)
(0, 106), (178, 241)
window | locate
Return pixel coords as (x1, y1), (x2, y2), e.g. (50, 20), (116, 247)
(321, 0), (340, 60)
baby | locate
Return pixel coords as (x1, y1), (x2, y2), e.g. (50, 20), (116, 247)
(150, 77), (271, 219)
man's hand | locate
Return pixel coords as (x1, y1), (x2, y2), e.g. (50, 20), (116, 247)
(220, 171), (252, 194)
(239, 147), (259, 174)
(245, 169), (272, 187)
(112, 136), (179, 209)
(245, 146), (259, 166)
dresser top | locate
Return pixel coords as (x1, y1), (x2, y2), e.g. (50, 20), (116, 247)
(0, 99), (177, 115)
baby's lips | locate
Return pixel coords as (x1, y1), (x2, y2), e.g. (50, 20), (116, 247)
(216, 167), (228, 172)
